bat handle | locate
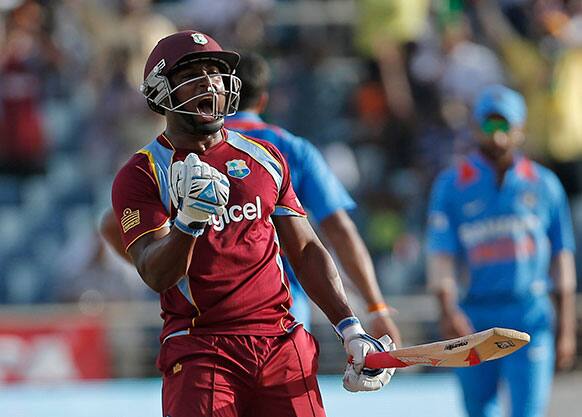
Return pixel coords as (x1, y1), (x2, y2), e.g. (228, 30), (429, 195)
(364, 352), (409, 369)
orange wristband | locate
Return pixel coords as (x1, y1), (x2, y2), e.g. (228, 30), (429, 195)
(367, 302), (389, 313)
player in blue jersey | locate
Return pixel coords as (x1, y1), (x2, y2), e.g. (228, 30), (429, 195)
(426, 85), (577, 417)
(225, 53), (400, 343)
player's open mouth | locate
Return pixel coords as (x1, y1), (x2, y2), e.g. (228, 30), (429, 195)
(196, 97), (216, 119)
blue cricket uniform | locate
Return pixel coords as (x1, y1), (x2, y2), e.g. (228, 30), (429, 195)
(427, 152), (575, 417)
(226, 112), (356, 328)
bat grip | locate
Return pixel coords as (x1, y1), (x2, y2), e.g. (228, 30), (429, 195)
(364, 352), (409, 369)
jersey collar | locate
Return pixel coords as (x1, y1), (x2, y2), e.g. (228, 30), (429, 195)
(157, 133), (175, 150)
(156, 129), (228, 154)
(470, 151), (537, 182)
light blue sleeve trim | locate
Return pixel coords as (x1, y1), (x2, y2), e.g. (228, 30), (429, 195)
(176, 276), (195, 305)
(545, 169), (576, 254)
(226, 131), (283, 192)
(273, 206), (305, 217)
(162, 329), (190, 344)
(141, 140), (175, 214)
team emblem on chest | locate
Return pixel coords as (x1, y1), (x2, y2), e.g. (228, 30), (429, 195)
(226, 159), (251, 179)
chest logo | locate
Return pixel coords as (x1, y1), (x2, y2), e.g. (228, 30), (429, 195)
(521, 192), (537, 208)
(226, 159), (251, 179)
(209, 196), (262, 232)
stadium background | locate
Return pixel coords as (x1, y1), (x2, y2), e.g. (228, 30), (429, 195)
(0, 0), (581, 415)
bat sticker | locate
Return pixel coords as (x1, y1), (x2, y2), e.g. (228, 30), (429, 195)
(445, 340), (468, 351)
(494, 340), (515, 349)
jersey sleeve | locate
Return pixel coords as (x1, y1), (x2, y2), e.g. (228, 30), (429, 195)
(426, 171), (460, 255)
(265, 142), (306, 217)
(546, 172), (575, 255)
(295, 139), (356, 223)
(111, 156), (171, 251)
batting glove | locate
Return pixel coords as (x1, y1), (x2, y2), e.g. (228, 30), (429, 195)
(335, 316), (396, 392)
(169, 153), (229, 237)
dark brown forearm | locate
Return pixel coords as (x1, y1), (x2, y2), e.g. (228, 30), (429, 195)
(274, 216), (355, 325)
(320, 211), (384, 306)
(292, 240), (354, 325)
(129, 227), (197, 293)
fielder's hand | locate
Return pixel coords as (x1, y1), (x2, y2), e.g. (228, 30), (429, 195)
(169, 153), (229, 237)
(439, 307), (474, 340)
(336, 317), (396, 392)
(369, 312), (402, 347)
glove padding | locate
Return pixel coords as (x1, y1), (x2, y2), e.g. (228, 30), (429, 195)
(169, 153), (229, 234)
(343, 334), (396, 392)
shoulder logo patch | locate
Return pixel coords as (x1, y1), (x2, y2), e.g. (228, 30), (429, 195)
(121, 208), (140, 233)
(226, 159), (251, 179)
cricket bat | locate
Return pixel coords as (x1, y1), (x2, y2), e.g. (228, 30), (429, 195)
(364, 327), (530, 369)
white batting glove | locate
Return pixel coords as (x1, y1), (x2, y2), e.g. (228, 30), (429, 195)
(335, 317), (396, 392)
(169, 153), (230, 237)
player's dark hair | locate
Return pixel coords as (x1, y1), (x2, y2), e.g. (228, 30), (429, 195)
(236, 52), (270, 110)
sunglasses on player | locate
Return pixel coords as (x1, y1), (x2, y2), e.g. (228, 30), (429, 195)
(481, 117), (511, 135)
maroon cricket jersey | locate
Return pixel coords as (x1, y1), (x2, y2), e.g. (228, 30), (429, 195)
(111, 130), (306, 341)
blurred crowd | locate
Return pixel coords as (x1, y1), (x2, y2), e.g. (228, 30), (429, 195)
(0, 0), (581, 304)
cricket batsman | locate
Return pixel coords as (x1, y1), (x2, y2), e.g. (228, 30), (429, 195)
(111, 30), (395, 417)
